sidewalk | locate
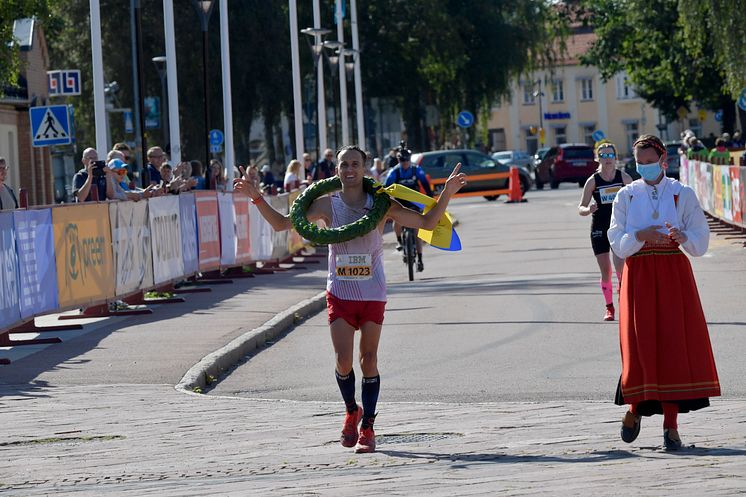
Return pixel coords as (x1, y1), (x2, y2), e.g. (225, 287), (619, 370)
(2, 384), (745, 496)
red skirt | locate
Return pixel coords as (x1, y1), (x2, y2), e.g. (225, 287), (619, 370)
(615, 242), (720, 415)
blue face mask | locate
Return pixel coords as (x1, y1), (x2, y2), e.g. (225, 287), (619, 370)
(636, 162), (662, 181)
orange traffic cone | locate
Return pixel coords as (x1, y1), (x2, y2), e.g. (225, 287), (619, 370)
(506, 166), (526, 203)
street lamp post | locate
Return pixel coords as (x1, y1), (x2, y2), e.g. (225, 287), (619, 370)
(533, 79), (545, 148)
(301, 27), (330, 162)
(323, 40), (343, 150)
(152, 55), (169, 149)
(191, 0), (216, 170)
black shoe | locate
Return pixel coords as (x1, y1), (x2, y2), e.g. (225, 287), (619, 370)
(663, 429), (682, 451)
(417, 260), (424, 272)
(620, 412), (641, 443)
(395, 243), (403, 252)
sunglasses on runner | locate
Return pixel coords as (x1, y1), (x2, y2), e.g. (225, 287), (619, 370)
(598, 152), (616, 159)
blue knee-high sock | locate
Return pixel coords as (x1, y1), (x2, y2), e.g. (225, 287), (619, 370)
(335, 369), (357, 412)
(361, 375), (380, 424)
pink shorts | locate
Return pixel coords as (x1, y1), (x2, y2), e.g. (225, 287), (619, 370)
(326, 292), (386, 330)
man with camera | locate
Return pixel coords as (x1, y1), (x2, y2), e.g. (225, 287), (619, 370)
(72, 148), (108, 202)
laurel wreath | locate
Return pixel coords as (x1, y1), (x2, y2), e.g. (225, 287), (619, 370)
(289, 176), (391, 245)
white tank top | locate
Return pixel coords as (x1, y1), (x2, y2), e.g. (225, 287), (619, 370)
(327, 192), (386, 302)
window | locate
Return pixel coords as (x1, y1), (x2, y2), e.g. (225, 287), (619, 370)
(580, 78), (593, 101)
(616, 73), (638, 100)
(581, 125), (595, 146)
(624, 121), (639, 154)
(525, 130), (538, 155)
(554, 126), (567, 145)
(523, 83), (535, 105)
(552, 80), (564, 102)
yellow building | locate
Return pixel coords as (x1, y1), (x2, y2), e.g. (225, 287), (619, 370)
(487, 28), (721, 158)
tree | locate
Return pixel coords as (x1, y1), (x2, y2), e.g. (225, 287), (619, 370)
(580, 0), (738, 132)
(0, 0), (62, 94)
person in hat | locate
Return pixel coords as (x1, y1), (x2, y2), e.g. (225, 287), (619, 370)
(383, 146), (432, 272)
(260, 164), (276, 193)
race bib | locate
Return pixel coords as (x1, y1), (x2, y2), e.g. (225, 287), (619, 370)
(599, 185), (621, 204)
(335, 254), (372, 280)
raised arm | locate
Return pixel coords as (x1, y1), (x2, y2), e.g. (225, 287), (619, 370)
(388, 163), (466, 230)
(235, 167), (329, 231)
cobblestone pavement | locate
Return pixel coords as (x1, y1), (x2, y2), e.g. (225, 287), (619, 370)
(1, 385), (745, 496)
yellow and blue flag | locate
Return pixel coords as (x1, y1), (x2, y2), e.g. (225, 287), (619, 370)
(375, 183), (461, 251)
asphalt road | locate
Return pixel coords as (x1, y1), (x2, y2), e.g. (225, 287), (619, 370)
(211, 184), (746, 403)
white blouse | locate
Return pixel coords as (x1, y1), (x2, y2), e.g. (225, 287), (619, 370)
(608, 177), (710, 258)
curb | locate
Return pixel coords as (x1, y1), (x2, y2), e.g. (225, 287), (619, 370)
(175, 290), (327, 394)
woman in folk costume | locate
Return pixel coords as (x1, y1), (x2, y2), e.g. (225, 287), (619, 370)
(607, 134), (720, 451)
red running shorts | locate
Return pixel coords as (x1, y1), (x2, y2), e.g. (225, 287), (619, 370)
(326, 291), (386, 330)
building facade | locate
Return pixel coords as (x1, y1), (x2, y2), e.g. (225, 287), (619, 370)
(487, 29), (721, 158)
(0, 18), (54, 206)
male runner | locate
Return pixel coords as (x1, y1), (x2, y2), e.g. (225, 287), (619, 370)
(234, 145), (466, 453)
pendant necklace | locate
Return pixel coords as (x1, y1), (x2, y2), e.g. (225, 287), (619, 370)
(646, 180), (667, 220)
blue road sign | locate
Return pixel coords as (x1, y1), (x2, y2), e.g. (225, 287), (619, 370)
(592, 130), (606, 142)
(124, 111), (134, 134)
(210, 144), (223, 154)
(456, 110), (475, 128)
(715, 110), (723, 122)
(30, 105), (72, 147)
(209, 129), (224, 146)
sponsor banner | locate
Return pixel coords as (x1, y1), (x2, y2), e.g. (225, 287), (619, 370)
(13, 209), (59, 319)
(218, 192), (237, 266)
(713, 165), (725, 219)
(148, 196), (184, 285)
(52, 203), (115, 309)
(110, 201), (154, 296)
(234, 195), (251, 264)
(249, 202), (273, 261)
(195, 191), (221, 271)
(179, 193), (199, 276)
(680, 157), (690, 185)
(286, 191), (305, 254)
(730, 166), (744, 225)
(0, 213), (21, 330)
(268, 194), (289, 260)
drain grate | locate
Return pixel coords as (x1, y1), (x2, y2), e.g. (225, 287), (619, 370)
(376, 432), (463, 445)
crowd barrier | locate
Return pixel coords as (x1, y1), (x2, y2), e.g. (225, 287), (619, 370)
(0, 191), (309, 335)
(680, 157), (745, 229)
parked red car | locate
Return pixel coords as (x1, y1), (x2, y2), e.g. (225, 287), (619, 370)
(536, 143), (597, 189)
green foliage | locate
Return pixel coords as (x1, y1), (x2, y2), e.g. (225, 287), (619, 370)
(581, 0), (738, 125)
(679, 0), (746, 99)
(0, 0), (62, 93)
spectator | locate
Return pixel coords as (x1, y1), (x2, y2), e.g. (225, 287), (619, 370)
(732, 131), (744, 148)
(369, 157), (386, 182)
(302, 153), (314, 180)
(0, 157), (18, 211)
(145, 146), (166, 186)
(160, 163), (188, 194)
(686, 136), (708, 161)
(72, 147), (107, 202)
(311, 148), (335, 181)
(721, 132), (733, 148)
(383, 147), (398, 170)
(207, 159), (227, 191)
(708, 138), (731, 165)
(260, 164), (276, 193)
(189, 160), (206, 189)
(106, 159), (142, 201)
(283, 159), (303, 192)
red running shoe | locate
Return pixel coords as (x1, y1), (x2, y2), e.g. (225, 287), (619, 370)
(603, 304), (615, 321)
(355, 426), (376, 453)
(340, 405), (362, 447)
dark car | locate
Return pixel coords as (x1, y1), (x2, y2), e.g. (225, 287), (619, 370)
(536, 143), (596, 189)
(410, 149), (532, 201)
(624, 141), (681, 180)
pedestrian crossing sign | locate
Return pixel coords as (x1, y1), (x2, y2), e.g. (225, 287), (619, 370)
(30, 105), (72, 147)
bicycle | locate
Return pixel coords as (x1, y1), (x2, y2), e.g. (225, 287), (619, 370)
(401, 226), (417, 281)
